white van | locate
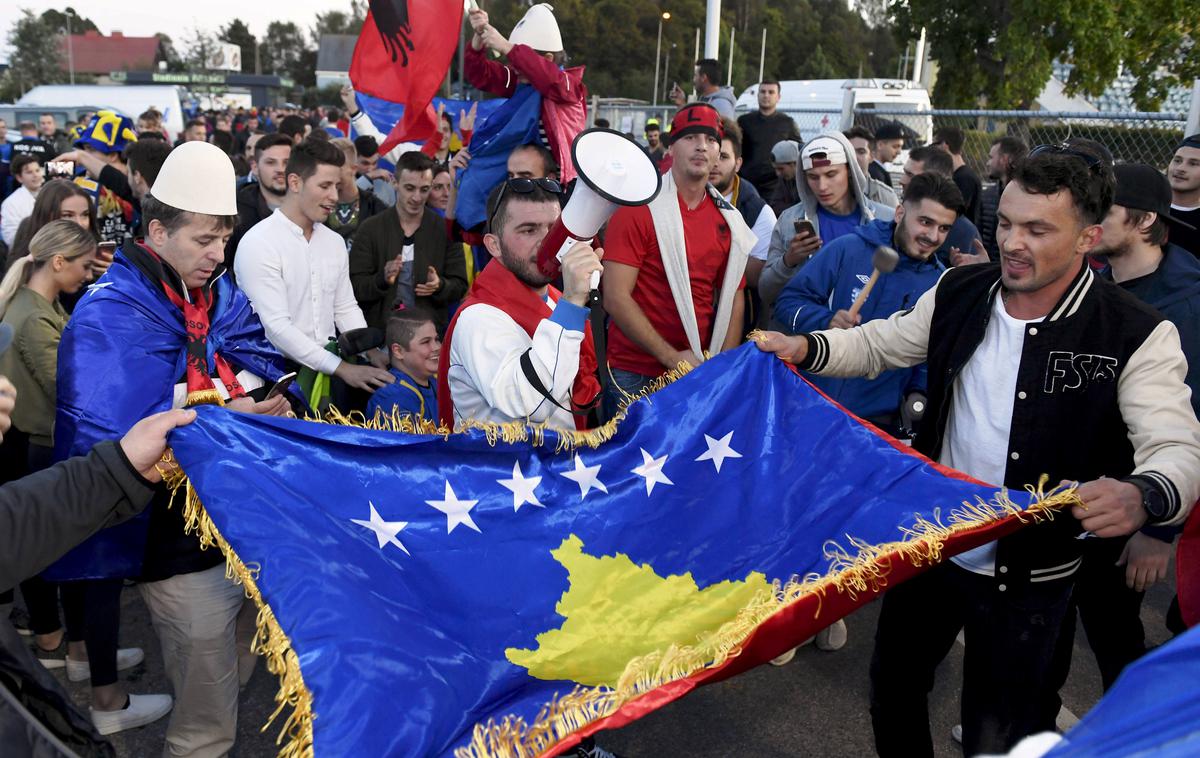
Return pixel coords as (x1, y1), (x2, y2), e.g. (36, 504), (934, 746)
(17, 85), (187, 142)
(736, 79), (934, 176)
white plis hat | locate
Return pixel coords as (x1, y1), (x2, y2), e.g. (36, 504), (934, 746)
(150, 141), (239, 215)
(510, 3), (563, 53)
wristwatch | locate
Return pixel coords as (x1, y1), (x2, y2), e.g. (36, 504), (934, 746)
(1125, 476), (1168, 522)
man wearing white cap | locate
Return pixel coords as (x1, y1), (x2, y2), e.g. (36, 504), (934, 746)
(759, 132), (896, 315)
(52, 140), (294, 753)
(466, 3), (587, 185)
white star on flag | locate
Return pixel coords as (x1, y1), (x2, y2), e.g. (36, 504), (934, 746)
(631, 448), (673, 495)
(561, 454), (608, 499)
(696, 431), (743, 473)
(425, 481), (481, 534)
(350, 502), (410, 555)
(498, 460), (543, 511)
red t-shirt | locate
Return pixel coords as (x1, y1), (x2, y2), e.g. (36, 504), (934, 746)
(603, 194), (738, 376)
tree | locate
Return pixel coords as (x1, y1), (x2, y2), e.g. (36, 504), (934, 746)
(891, 0), (1200, 109)
(260, 21), (316, 87)
(220, 19), (258, 74)
(4, 10), (66, 98)
(157, 33), (186, 73)
(182, 26), (218, 71)
(312, 1), (367, 43)
(40, 8), (100, 35)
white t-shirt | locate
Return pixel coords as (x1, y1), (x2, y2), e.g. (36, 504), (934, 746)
(723, 189), (778, 262)
(942, 294), (1037, 575)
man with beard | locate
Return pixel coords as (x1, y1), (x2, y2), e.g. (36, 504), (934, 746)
(602, 104), (756, 407)
(737, 80), (800, 200)
(1167, 134), (1200, 256)
(978, 136), (1029, 259)
(772, 172), (959, 431)
(437, 178), (603, 431)
(710, 118), (776, 332)
(225, 133), (292, 275)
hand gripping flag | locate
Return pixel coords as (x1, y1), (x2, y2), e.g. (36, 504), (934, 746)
(166, 344), (1079, 756)
(351, 0), (463, 154)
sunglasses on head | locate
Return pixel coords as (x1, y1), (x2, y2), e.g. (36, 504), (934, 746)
(1029, 143), (1104, 172)
(487, 177), (563, 232)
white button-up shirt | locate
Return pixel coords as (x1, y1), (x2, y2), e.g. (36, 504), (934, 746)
(234, 208), (367, 375)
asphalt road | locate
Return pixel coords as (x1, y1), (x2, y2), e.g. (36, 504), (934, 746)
(30, 572), (1178, 757)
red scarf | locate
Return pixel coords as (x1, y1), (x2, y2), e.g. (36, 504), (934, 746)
(438, 262), (600, 431)
(144, 245), (246, 407)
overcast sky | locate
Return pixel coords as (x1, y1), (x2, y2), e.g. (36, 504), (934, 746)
(2, 1), (358, 60)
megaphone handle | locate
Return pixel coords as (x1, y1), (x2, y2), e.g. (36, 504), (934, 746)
(588, 270), (602, 308)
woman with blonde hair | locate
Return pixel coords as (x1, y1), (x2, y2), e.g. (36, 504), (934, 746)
(0, 219), (155, 733)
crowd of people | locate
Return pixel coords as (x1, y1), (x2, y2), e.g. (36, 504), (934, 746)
(1, 3), (1199, 756)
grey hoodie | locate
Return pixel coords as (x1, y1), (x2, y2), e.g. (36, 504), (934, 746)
(699, 86), (737, 119)
(758, 131), (896, 312)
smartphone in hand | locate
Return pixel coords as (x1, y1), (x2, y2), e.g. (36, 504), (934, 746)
(793, 219), (816, 238)
(266, 371), (298, 400)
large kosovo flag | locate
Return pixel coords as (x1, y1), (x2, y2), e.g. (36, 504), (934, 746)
(167, 344), (1075, 756)
(350, 0), (463, 153)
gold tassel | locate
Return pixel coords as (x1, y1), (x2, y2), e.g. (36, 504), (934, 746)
(185, 389), (226, 408)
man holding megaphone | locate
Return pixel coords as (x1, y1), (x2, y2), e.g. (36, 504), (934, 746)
(438, 179), (604, 432)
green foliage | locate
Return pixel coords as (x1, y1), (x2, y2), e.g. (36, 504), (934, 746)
(40, 9), (100, 34)
(891, 0), (1200, 109)
(260, 21), (317, 87)
(219, 19), (258, 74)
(3, 10), (66, 99)
(311, 1), (367, 43)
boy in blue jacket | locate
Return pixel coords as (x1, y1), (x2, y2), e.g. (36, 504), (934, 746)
(772, 173), (963, 433)
(367, 308), (441, 424)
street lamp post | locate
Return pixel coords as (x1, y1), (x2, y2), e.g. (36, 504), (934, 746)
(653, 11), (670, 105)
(663, 42), (675, 109)
(65, 8), (76, 85)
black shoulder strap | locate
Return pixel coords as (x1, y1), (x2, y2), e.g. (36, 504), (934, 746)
(519, 349), (600, 417)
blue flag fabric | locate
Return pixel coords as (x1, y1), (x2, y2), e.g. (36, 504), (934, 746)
(353, 93), (507, 169)
(1044, 625), (1200, 756)
(452, 85), (543, 230)
(46, 250), (289, 581)
(168, 345), (1064, 756)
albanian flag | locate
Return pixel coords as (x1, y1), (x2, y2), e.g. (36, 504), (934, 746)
(350, 0), (463, 154)
(165, 345), (1080, 755)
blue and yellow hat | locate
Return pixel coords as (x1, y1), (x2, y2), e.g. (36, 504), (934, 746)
(75, 111), (138, 154)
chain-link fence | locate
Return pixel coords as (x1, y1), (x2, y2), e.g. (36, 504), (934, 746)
(854, 109), (1189, 179)
(589, 103), (1190, 179)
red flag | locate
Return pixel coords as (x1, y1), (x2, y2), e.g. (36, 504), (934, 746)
(350, 0), (463, 153)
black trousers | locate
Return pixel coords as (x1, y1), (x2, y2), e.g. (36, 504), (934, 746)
(869, 561), (1074, 758)
(1046, 536), (1149, 704)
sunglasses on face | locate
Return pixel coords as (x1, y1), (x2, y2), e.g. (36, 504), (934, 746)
(487, 177), (563, 232)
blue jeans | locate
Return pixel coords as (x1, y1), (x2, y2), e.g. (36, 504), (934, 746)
(601, 366), (659, 424)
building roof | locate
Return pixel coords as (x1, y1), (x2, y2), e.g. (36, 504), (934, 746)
(317, 34), (357, 74)
(60, 31), (161, 75)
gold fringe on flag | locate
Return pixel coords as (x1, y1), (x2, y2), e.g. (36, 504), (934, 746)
(163, 355), (1082, 758)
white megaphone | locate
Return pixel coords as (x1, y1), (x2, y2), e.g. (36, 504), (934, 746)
(537, 128), (662, 303)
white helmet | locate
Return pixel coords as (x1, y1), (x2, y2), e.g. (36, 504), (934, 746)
(149, 141), (238, 216)
(510, 3), (563, 53)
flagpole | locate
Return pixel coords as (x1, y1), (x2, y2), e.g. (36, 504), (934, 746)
(727, 27), (735, 90)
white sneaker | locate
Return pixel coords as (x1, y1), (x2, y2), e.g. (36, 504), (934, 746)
(66, 647), (145, 682)
(769, 647), (797, 666)
(90, 693), (173, 735)
(951, 724), (963, 744)
(815, 619), (847, 651)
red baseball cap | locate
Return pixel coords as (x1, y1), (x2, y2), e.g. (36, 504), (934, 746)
(669, 103), (724, 144)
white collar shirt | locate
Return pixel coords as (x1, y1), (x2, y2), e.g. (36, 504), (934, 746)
(233, 208), (367, 375)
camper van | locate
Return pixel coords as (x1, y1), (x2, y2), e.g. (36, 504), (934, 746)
(16, 85), (187, 141)
(735, 79), (933, 179)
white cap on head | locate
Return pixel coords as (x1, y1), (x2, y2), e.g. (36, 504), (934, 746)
(510, 3), (563, 53)
(801, 136), (849, 171)
(149, 141), (238, 215)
